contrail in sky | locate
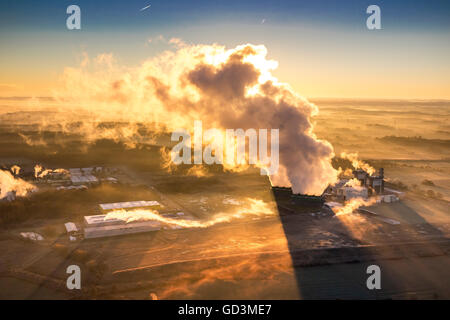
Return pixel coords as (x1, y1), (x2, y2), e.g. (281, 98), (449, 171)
(140, 4), (151, 11)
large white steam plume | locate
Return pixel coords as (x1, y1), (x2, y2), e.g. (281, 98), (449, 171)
(49, 43), (338, 194)
(105, 198), (275, 228)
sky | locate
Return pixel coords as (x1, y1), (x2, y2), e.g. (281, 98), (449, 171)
(0, 0), (449, 99)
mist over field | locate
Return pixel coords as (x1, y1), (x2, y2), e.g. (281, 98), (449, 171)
(1, 91), (449, 300)
(1, 96), (449, 210)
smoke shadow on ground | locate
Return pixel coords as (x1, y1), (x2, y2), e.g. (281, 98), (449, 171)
(370, 201), (446, 233)
(276, 198), (449, 299)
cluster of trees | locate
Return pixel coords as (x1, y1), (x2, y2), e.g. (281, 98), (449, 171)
(387, 179), (444, 200)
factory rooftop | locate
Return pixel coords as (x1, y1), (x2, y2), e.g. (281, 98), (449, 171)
(84, 214), (125, 227)
(99, 200), (161, 211)
(84, 220), (161, 239)
(69, 167), (99, 185)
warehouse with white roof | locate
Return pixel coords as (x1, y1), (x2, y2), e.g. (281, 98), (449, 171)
(84, 220), (161, 239)
(99, 200), (162, 211)
(82, 200), (164, 238)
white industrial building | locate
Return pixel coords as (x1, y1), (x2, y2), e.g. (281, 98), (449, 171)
(324, 179), (369, 201)
(379, 194), (399, 203)
(64, 222), (78, 233)
(79, 200), (165, 239)
(69, 168), (99, 186)
(84, 220), (161, 239)
(84, 214), (126, 227)
(99, 200), (162, 211)
(83, 213), (162, 239)
(64, 222), (79, 241)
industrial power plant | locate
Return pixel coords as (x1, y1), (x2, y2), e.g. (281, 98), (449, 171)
(323, 168), (400, 203)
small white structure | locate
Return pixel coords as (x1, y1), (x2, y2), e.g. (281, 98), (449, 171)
(64, 222), (78, 233)
(99, 200), (161, 211)
(65, 222), (79, 241)
(20, 232), (44, 241)
(381, 194), (399, 203)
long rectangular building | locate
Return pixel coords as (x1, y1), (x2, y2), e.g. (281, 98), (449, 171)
(84, 214), (125, 227)
(99, 200), (161, 211)
(84, 220), (161, 239)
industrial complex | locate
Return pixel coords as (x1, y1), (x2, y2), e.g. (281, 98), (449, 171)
(4, 163), (406, 241)
(323, 168), (400, 203)
(1, 159), (449, 300)
(271, 167), (400, 218)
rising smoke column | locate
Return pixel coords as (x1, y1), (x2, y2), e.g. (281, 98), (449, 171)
(181, 45), (338, 194)
(34, 165), (68, 179)
(340, 152), (376, 175)
(0, 169), (36, 200)
(53, 43), (338, 194)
